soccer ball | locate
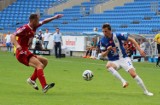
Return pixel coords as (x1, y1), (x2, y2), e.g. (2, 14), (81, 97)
(82, 70), (93, 81)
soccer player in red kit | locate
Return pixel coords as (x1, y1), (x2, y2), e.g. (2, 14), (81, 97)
(11, 14), (63, 93)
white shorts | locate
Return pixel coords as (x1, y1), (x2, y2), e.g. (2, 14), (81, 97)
(107, 57), (135, 72)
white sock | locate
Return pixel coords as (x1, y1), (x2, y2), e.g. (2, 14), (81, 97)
(93, 50), (97, 57)
(134, 75), (148, 93)
(97, 53), (102, 60)
(108, 67), (126, 84)
(91, 51), (94, 57)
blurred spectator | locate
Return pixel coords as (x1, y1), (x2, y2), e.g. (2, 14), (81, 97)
(83, 47), (92, 58)
(140, 40), (146, 51)
(93, 27), (98, 32)
(123, 41), (133, 57)
(13, 28), (19, 56)
(5, 31), (12, 52)
(42, 29), (51, 49)
(53, 28), (62, 58)
(81, 6), (86, 16)
(31, 36), (37, 49)
(90, 37), (97, 59)
(37, 29), (43, 44)
(83, 37), (97, 59)
(154, 33), (160, 67)
(128, 41), (136, 55)
(89, 7), (93, 14)
(35, 36), (43, 50)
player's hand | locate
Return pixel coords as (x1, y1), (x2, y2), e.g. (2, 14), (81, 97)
(54, 14), (63, 19)
(107, 46), (112, 51)
(139, 50), (146, 57)
(16, 44), (22, 50)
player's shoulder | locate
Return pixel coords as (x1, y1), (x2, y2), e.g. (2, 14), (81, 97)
(115, 32), (129, 35)
(14, 24), (29, 35)
(100, 36), (109, 44)
(18, 24), (29, 31)
(115, 32), (129, 38)
(100, 36), (107, 41)
(114, 32), (126, 36)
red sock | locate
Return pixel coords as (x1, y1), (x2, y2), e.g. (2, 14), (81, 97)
(30, 68), (37, 81)
(37, 69), (47, 89)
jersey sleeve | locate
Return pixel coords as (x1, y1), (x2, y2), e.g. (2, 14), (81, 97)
(117, 33), (129, 41)
(36, 21), (43, 28)
(98, 39), (107, 51)
(13, 26), (26, 36)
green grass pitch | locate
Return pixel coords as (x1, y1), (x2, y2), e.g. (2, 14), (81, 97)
(0, 51), (160, 105)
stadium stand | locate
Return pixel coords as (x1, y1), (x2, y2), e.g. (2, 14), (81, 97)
(0, 0), (68, 32)
(51, 0), (160, 34)
(0, 0), (160, 35)
(40, 0), (109, 32)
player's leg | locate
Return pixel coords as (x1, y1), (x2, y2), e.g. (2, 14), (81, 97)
(106, 61), (128, 88)
(128, 69), (153, 96)
(28, 56), (47, 82)
(29, 56), (46, 87)
(27, 56), (48, 90)
(121, 57), (153, 96)
(37, 55), (48, 68)
(29, 56), (55, 93)
(156, 54), (160, 66)
(156, 44), (160, 66)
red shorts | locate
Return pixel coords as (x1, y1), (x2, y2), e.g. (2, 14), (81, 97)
(16, 49), (36, 66)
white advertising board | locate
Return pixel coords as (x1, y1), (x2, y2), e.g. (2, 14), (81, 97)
(62, 36), (87, 51)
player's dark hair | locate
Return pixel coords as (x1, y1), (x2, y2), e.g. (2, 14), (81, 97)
(29, 14), (38, 20)
(102, 23), (111, 31)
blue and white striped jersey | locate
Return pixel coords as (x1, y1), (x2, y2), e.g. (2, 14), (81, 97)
(98, 33), (129, 61)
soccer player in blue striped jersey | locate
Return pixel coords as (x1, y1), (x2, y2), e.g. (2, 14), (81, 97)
(98, 23), (153, 96)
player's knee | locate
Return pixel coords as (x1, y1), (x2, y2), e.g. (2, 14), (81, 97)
(37, 63), (44, 69)
(106, 64), (112, 69)
(128, 69), (137, 78)
(131, 74), (136, 78)
(43, 58), (48, 66)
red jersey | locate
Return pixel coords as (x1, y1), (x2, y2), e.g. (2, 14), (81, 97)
(13, 23), (42, 66)
(13, 23), (42, 49)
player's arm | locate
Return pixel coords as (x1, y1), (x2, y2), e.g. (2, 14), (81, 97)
(11, 34), (21, 50)
(11, 27), (26, 50)
(41, 14), (63, 24)
(127, 37), (145, 57)
(101, 46), (112, 57)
